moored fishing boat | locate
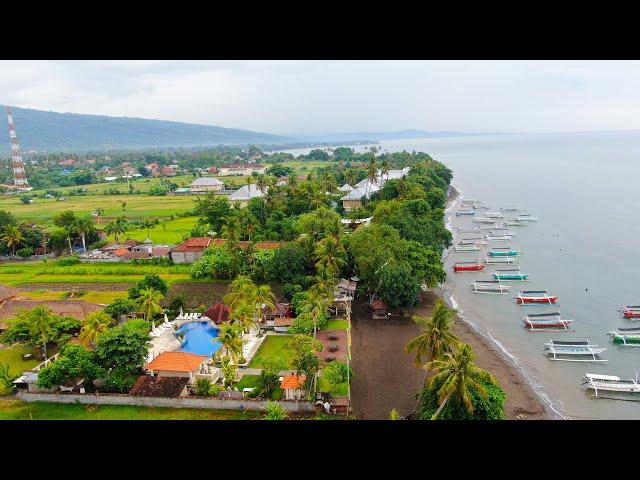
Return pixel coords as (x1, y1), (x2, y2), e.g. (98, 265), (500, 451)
(485, 212), (504, 218)
(522, 312), (573, 331)
(471, 280), (510, 294)
(516, 214), (538, 222)
(504, 220), (528, 227)
(456, 227), (480, 233)
(486, 234), (515, 241)
(582, 373), (640, 399)
(472, 217), (496, 224)
(608, 326), (640, 336)
(515, 290), (558, 304)
(455, 210), (476, 216)
(544, 340), (606, 362)
(492, 269), (529, 281)
(460, 237), (487, 246)
(610, 333), (640, 346)
(619, 306), (640, 318)
(454, 244), (481, 252)
(488, 247), (520, 257)
(453, 261), (485, 272)
(500, 206), (521, 211)
(484, 256), (517, 264)
(473, 202), (490, 209)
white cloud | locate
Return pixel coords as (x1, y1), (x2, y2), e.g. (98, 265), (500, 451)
(0, 60), (639, 135)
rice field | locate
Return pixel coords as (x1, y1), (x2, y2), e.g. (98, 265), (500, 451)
(20, 289), (128, 305)
(109, 216), (198, 245)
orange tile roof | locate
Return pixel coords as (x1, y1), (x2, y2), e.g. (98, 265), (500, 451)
(172, 237), (212, 252)
(280, 375), (306, 390)
(114, 248), (130, 257)
(146, 352), (208, 372)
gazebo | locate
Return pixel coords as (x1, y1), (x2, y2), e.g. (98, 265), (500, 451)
(203, 302), (231, 324)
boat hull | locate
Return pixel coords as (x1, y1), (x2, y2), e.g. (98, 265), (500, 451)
(516, 296), (558, 304)
(454, 264), (485, 272)
(488, 251), (519, 257)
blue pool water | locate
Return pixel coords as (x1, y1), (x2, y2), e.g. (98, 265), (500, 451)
(177, 321), (221, 357)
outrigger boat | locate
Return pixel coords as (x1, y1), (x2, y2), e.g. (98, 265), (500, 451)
(544, 340), (606, 362)
(488, 247), (520, 257)
(516, 214), (538, 222)
(454, 244), (481, 252)
(456, 228), (481, 233)
(500, 206), (521, 211)
(492, 269), (529, 281)
(504, 220), (528, 227)
(472, 217), (496, 224)
(608, 326), (640, 336)
(460, 237), (487, 246)
(453, 261), (485, 272)
(455, 210), (476, 216)
(484, 256), (517, 264)
(610, 333), (640, 346)
(582, 373), (640, 399)
(473, 202), (490, 210)
(461, 199), (478, 207)
(516, 290), (558, 304)
(619, 306), (640, 318)
(471, 280), (510, 294)
(485, 212), (504, 218)
(522, 312), (573, 331)
(486, 234), (514, 241)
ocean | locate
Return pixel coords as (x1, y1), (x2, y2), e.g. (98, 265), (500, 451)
(280, 131), (640, 419)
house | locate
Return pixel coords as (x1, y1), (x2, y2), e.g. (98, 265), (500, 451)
(262, 303), (293, 325)
(342, 168), (411, 212)
(0, 299), (103, 331)
(229, 184), (266, 207)
(280, 374), (306, 400)
(274, 316), (295, 333)
(335, 278), (358, 299)
(338, 183), (354, 192)
(129, 375), (189, 398)
(189, 177), (224, 193)
(370, 300), (388, 320)
(145, 351), (209, 384)
(207, 166), (218, 174)
(218, 163), (266, 176)
(341, 186), (369, 212)
(160, 166), (177, 177)
(203, 303), (231, 324)
(170, 237), (212, 264)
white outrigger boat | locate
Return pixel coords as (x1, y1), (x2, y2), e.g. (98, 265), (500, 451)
(544, 340), (606, 362)
(608, 326), (640, 336)
(471, 280), (510, 294)
(485, 212), (504, 218)
(500, 206), (521, 212)
(473, 202), (490, 210)
(582, 373), (640, 400)
(516, 214), (538, 222)
(504, 220), (528, 227)
(486, 234), (515, 241)
(454, 244), (481, 252)
(473, 217), (496, 224)
(460, 237), (488, 246)
(456, 227), (480, 233)
(484, 256), (517, 265)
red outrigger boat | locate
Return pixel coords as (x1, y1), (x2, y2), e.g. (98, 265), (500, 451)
(453, 261), (485, 272)
(515, 290), (558, 304)
(621, 306), (640, 319)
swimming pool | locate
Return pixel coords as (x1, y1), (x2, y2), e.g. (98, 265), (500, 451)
(176, 321), (221, 357)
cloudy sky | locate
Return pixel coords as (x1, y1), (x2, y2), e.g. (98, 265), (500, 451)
(0, 60), (638, 135)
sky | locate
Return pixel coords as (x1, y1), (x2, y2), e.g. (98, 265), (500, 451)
(1, 60), (639, 135)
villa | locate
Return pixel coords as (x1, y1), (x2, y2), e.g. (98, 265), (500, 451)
(229, 184), (266, 207)
(341, 167), (410, 212)
(189, 176), (225, 193)
(145, 351), (211, 384)
(218, 163), (266, 176)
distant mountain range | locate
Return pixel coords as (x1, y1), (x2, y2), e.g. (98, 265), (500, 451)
(4, 106), (490, 153)
(7, 107), (291, 152)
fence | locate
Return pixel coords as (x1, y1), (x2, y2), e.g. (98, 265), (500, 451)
(17, 392), (315, 413)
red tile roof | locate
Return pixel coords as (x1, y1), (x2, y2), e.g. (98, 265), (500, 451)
(280, 375), (306, 390)
(172, 237), (212, 252)
(204, 302), (230, 324)
(121, 251), (152, 260)
(151, 247), (171, 257)
(146, 352), (208, 373)
(371, 300), (387, 310)
(113, 248), (130, 257)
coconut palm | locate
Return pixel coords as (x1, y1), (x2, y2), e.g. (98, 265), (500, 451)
(142, 218), (155, 241)
(315, 236), (347, 278)
(299, 289), (330, 338)
(135, 287), (165, 322)
(307, 268), (337, 301)
(253, 284), (276, 324)
(74, 216), (94, 253)
(256, 174), (269, 224)
(78, 311), (111, 347)
(1, 225), (23, 256)
(381, 159), (390, 180)
(217, 323), (244, 363)
(27, 306), (54, 359)
(230, 301), (257, 334)
(365, 158), (378, 203)
(405, 300), (459, 367)
(344, 169), (357, 187)
(426, 343), (498, 420)
(223, 275), (256, 310)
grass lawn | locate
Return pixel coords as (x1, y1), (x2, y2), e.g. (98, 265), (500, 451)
(326, 319), (348, 330)
(110, 216), (198, 245)
(20, 290), (127, 305)
(235, 374), (283, 400)
(248, 335), (295, 369)
(0, 399), (264, 420)
(0, 345), (40, 376)
(317, 375), (349, 397)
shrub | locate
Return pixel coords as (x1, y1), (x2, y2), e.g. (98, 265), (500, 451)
(16, 247), (34, 257)
(104, 298), (137, 321)
(209, 384), (224, 396)
(323, 361), (353, 385)
(196, 378), (212, 396)
(190, 246), (235, 279)
(264, 401), (288, 420)
(104, 367), (138, 393)
(56, 255), (81, 266)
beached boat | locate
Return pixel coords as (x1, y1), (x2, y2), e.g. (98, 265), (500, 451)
(484, 256), (517, 264)
(582, 373), (640, 399)
(485, 212), (504, 218)
(455, 210), (476, 216)
(544, 340), (606, 362)
(516, 214), (538, 222)
(610, 333), (640, 346)
(522, 312), (573, 331)
(471, 280), (510, 294)
(472, 217), (496, 224)
(515, 290), (558, 304)
(453, 261), (485, 272)
(488, 247), (520, 257)
(486, 234), (515, 241)
(492, 269), (529, 281)
(454, 244), (481, 252)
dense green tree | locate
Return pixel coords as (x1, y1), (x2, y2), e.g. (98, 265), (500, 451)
(93, 319), (150, 374)
(265, 243), (308, 285)
(37, 344), (105, 389)
(378, 262), (421, 309)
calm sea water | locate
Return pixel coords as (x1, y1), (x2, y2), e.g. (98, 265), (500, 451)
(281, 132), (640, 419)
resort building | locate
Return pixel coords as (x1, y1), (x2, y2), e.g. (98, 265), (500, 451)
(280, 374), (306, 400)
(228, 184), (266, 207)
(145, 351), (210, 384)
(170, 237), (212, 264)
(189, 177), (225, 193)
(338, 183), (354, 193)
(341, 167), (410, 212)
(218, 163), (266, 176)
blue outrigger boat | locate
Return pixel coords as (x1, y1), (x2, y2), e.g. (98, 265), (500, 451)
(492, 269), (529, 281)
(488, 247), (521, 257)
(455, 210), (476, 216)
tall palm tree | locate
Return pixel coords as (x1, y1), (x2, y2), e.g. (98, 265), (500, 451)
(223, 275), (256, 310)
(426, 343), (498, 420)
(142, 218), (155, 241)
(106, 216), (128, 244)
(27, 306), (54, 359)
(253, 284), (276, 324)
(405, 300), (458, 367)
(135, 287), (165, 322)
(230, 301), (257, 334)
(78, 311), (111, 347)
(381, 159), (390, 180)
(94, 208), (104, 225)
(315, 236), (347, 278)
(256, 174), (268, 224)
(365, 158), (378, 203)
(307, 268), (337, 301)
(74, 216), (94, 253)
(1, 225), (23, 256)
(344, 169), (357, 187)
(299, 289), (330, 338)
(217, 323), (244, 364)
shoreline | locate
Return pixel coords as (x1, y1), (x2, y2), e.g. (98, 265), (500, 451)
(438, 185), (551, 420)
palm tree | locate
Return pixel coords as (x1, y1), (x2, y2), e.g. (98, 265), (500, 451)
(223, 275), (256, 310)
(381, 159), (390, 180)
(253, 284), (276, 324)
(94, 208), (104, 225)
(142, 218), (155, 241)
(106, 216), (128, 244)
(1, 225), (23, 256)
(426, 343), (498, 420)
(315, 236), (347, 278)
(405, 300), (459, 367)
(307, 268), (337, 301)
(256, 174), (268, 224)
(344, 169), (357, 187)
(299, 289), (330, 338)
(121, 201), (127, 212)
(230, 301), (257, 334)
(74, 216), (94, 253)
(27, 306), (54, 359)
(365, 158), (378, 203)
(78, 311), (111, 347)
(135, 287), (165, 322)
(217, 323), (244, 364)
